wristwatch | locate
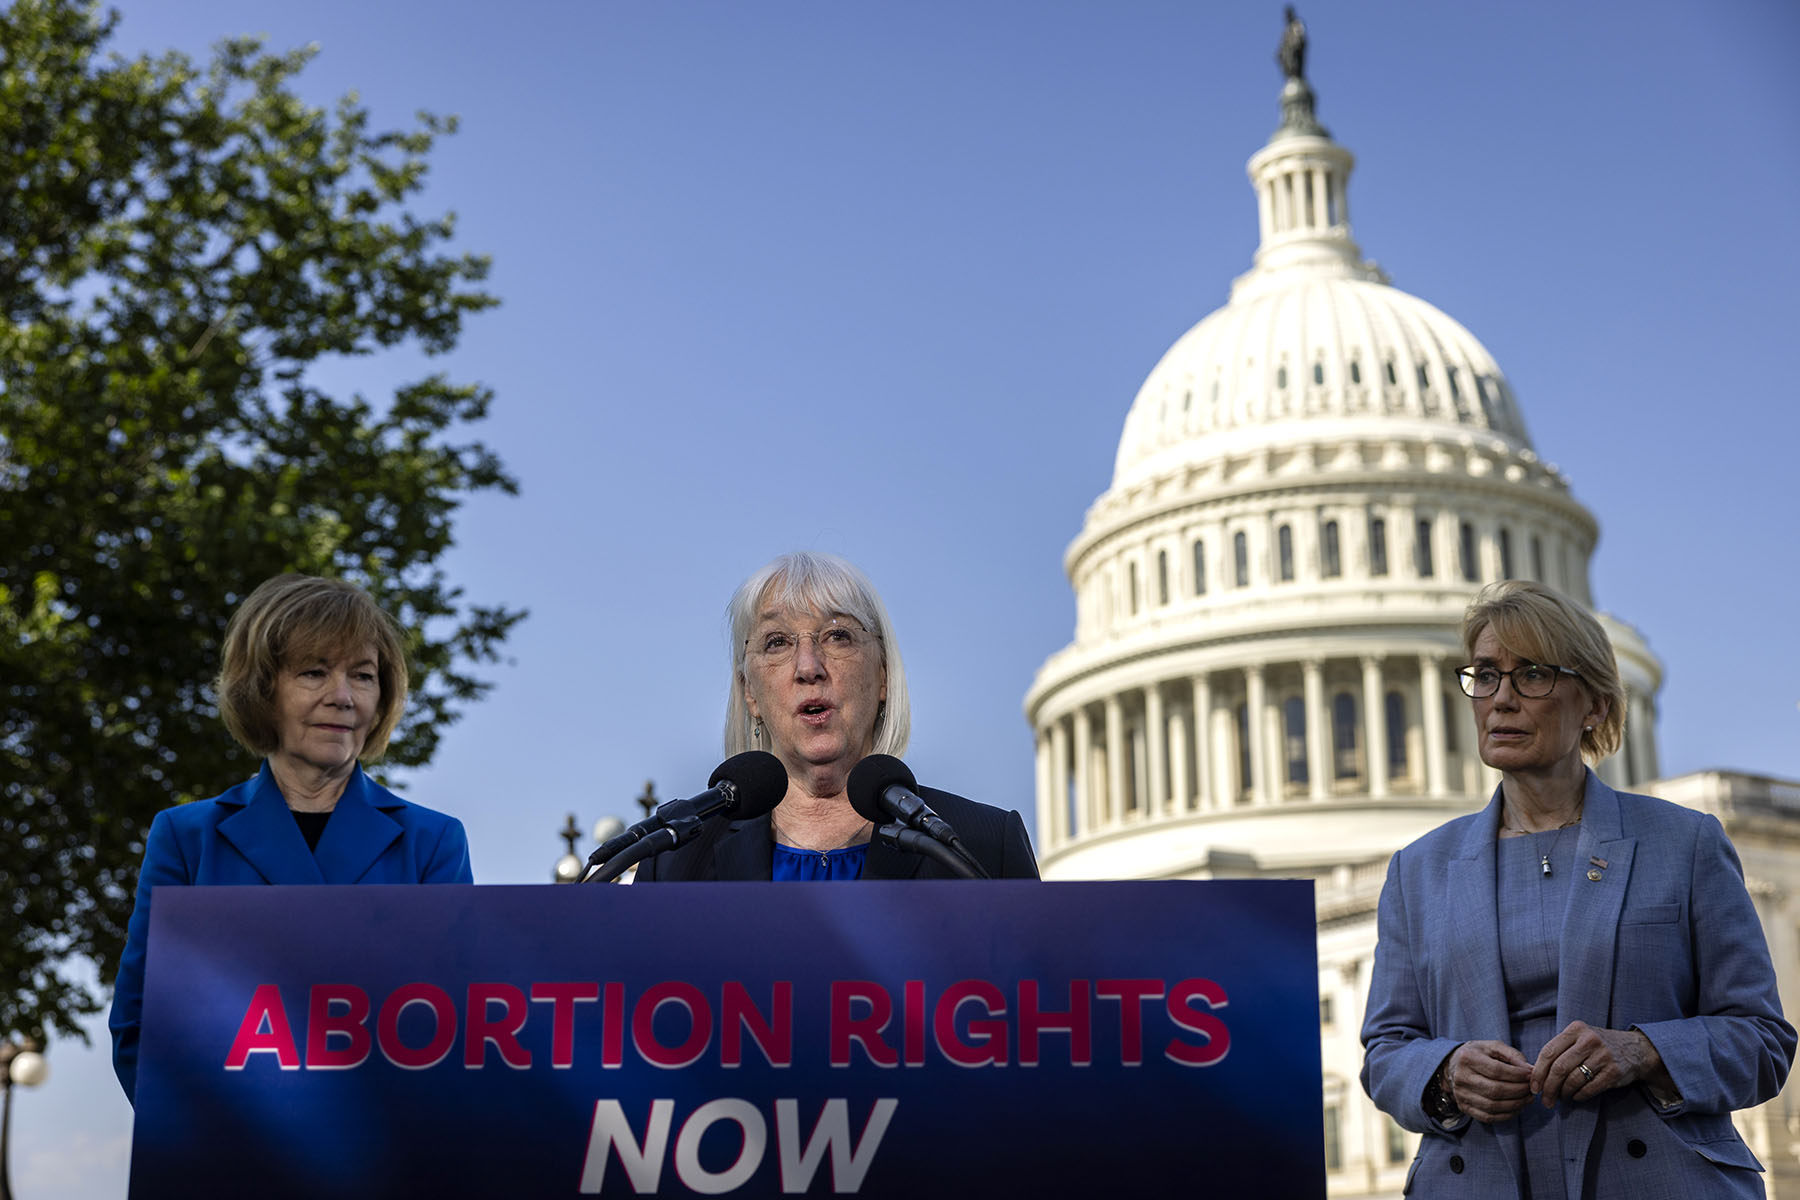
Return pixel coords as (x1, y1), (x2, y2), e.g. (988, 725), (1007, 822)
(1424, 1059), (1461, 1121)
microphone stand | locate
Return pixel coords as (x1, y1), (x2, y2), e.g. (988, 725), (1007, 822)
(873, 823), (990, 879)
(583, 815), (704, 883)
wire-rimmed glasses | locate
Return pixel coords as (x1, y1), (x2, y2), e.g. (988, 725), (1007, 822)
(746, 618), (875, 667)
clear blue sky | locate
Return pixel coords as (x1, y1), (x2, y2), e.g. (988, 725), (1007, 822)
(16, 2), (1800, 1193)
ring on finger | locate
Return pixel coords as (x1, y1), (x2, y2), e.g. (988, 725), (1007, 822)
(1577, 1063), (1594, 1082)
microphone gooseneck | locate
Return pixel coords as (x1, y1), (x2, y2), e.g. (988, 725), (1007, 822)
(582, 751), (789, 881)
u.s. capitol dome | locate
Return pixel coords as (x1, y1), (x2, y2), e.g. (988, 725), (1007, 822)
(1025, 63), (1664, 886)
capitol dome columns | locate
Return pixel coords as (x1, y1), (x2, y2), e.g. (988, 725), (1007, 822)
(1028, 641), (1569, 854)
(1419, 655), (1449, 797)
(1046, 719), (1069, 844)
(1104, 696), (1127, 825)
(1244, 665), (1270, 806)
(1360, 656), (1389, 799)
(1192, 673), (1215, 813)
(1071, 705), (1092, 834)
(1303, 658), (1330, 803)
(1144, 683), (1168, 819)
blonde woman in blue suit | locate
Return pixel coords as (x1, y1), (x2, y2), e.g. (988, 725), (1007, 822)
(1362, 580), (1794, 1198)
(109, 575), (473, 1104)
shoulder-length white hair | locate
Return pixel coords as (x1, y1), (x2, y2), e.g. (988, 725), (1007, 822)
(723, 551), (911, 759)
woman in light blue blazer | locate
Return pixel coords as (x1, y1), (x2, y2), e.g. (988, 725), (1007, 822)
(1362, 581), (1794, 1198)
(109, 574), (473, 1104)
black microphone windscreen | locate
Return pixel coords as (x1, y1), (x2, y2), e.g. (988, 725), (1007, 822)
(708, 750), (789, 818)
(847, 754), (916, 824)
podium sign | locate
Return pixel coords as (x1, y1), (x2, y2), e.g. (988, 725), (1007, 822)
(131, 881), (1323, 1197)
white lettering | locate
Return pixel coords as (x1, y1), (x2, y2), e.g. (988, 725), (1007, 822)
(579, 1098), (673, 1194)
(673, 1098), (766, 1194)
(579, 1098), (897, 1194)
(774, 1098), (899, 1194)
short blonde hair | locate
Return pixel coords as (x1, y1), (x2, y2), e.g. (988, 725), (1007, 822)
(1460, 580), (1625, 761)
(217, 575), (410, 760)
(723, 552), (910, 759)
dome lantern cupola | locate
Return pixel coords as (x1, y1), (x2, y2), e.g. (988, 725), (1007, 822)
(1241, 9), (1383, 298)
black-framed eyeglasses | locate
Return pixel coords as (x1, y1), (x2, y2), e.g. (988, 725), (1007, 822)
(1456, 663), (1580, 699)
(746, 618), (876, 666)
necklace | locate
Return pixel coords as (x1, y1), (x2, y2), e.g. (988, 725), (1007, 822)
(1500, 808), (1582, 877)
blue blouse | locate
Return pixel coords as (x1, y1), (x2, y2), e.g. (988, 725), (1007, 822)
(770, 842), (869, 881)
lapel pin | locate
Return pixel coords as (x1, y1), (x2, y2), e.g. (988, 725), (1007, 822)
(1587, 868), (1603, 882)
(1589, 856), (1608, 869)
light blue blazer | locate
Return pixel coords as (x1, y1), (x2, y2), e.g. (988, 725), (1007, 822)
(1362, 770), (1794, 1199)
(108, 763), (472, 1103)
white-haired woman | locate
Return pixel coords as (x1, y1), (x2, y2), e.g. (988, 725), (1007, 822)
(636, 551), (1037, 882)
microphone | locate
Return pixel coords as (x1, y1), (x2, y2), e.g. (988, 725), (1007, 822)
(847, 754), (988, 878)
(582, 751), (787, 880)
(871, 822), (985, 880)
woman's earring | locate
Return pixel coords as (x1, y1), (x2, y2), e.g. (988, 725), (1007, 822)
(752, 717), (764, 745)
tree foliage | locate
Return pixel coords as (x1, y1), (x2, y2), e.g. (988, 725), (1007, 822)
(0, 0), (523, 1039)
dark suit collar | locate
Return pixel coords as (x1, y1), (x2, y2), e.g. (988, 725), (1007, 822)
(216, 762), (403, 884)
(712, 815), (776, 881)
(708, 814), (926, 880)
(865, 834), (927, 880)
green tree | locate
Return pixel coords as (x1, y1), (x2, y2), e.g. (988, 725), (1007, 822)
(0, 0), (523, 1040)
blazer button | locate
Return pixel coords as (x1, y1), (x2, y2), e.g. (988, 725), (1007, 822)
(1449, 1155), (1465, 1174)
(1628, 1139), (1647, 1158)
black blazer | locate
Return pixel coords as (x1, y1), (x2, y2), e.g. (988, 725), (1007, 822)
(634, 787), (1039, 882)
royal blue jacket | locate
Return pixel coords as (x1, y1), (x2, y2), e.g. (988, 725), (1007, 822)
(108, 763), (472, 1103)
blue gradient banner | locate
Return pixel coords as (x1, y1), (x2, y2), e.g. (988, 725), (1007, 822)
(130, 881), (1322, 1197)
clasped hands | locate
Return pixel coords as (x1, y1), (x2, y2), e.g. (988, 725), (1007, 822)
(1438, 1022), (1671, 1124)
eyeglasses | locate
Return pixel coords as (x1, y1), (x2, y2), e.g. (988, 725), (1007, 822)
(1455, 663), (1580, 699)
(746, 618), (876, 666)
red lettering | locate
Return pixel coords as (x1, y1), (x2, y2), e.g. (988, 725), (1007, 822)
(903, 980), (926, 1067)
(531, 982), (600, 1069)
(829, 981), (897, 1068)
(376, 982), (458, 1070)
(1017, 979), (1092, 1067)
(305, 984), (371, 1070)
(465, 982), (531, 1069)
(224, 984), (299, 1071)
(632, 981), (712, 1069)
(1096, 979), (1164, 1066)
(603, 982), (625, 1068)
(934, 980), (1008, 1068)
(721, 981), (792, 1068)
(1165, 978), (1231, 1067)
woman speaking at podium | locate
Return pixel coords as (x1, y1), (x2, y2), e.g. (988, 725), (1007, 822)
(636, 551), (1037, 882)
(109, 574), (473, 1103)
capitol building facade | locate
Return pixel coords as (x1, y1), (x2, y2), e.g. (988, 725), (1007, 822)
(1022, 48), (1800, 1199)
